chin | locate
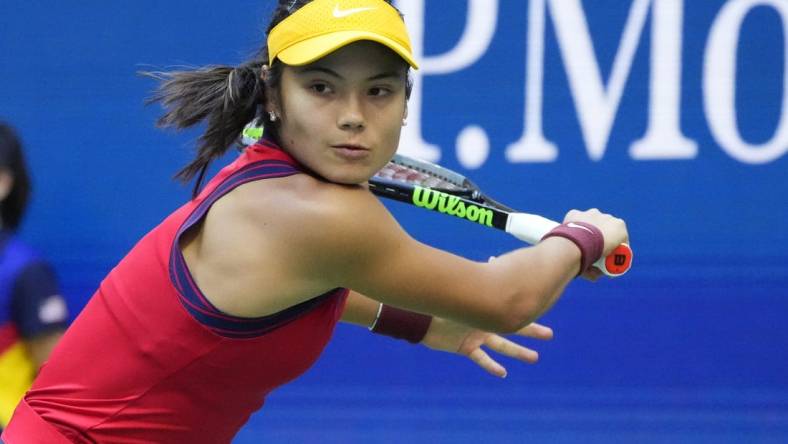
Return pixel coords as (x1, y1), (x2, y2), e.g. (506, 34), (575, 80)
(330, 174), (371, 186)
(331, 167), (376, 185)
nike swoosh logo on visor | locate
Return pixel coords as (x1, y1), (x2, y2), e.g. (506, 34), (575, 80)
(333, 5), (376, 18)
(567, 222), (594, 234)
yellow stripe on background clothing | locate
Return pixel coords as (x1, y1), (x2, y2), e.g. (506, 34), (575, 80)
(0, 342), (35, 427)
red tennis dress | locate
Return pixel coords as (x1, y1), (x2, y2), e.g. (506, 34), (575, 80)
(2, 140), (348, 443)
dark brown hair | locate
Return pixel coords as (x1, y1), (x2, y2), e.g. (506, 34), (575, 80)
(0, 122), (32, 231)
(144, 0), (409, 196)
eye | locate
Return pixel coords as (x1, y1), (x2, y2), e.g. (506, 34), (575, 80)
(368, 86), (392, 97)
(309, 83), (333, 95)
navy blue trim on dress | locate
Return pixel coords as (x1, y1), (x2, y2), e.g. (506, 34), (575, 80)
(169, 158), (339, 339)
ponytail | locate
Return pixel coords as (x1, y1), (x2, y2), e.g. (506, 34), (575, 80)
(143, 61), (266, 196)
(143, 0), (307, 196)
(145, 0), (404, 196)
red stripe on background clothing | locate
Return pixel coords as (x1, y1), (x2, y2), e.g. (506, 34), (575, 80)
(0, 323), (20, 354)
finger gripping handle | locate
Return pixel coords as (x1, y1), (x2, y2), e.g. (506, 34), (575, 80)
(506, 214), (633, 278)
(594, 243), (633, 277)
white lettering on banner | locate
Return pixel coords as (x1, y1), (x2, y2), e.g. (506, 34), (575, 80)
(394, 0), (786, 167)
(506, 0), (559, 162)
(395, 0), (498, 163)
(630, 0), (698, 159)
(508, 0), (697, 162)
(704, 0), (788, 164)
(456, 125), (489, 169)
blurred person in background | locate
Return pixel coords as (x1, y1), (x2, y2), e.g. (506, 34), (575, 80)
(0, 122), (68, 431)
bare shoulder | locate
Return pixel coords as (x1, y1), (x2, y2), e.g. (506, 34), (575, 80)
(181, 172), (394, 317)
(227, 172), (397, 243)
(203, 172), (402, 288)
(237, 173), (405, 273)
(190, 171), (509, 327)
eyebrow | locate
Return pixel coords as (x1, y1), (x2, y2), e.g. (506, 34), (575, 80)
(296, 66), (404, 81)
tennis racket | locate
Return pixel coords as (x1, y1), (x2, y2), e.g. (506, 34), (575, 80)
(369, 154), (633, 277)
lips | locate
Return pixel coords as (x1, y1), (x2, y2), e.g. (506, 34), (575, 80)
(331, 143), (371, 160)
(331, 143), (369, 151)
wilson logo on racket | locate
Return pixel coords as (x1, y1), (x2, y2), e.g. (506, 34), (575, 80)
(413, 186), (494, 227)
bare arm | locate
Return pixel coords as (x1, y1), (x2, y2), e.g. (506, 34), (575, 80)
(340, 290), (379, 328)
(341, 289), (555, 378)
(188, 174), (626, 332)
(290, 183), (626, 333)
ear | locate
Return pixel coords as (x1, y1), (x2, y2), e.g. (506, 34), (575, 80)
(0, 170), (14, 203)
(261, 65), (281, 116)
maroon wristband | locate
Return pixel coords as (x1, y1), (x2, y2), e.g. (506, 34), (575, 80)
(541, 222), (604, 276)
(370, 304), (432, 344)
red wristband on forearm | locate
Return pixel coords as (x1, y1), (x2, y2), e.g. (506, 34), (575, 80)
(370, 304), (432, 344)
(541, 222), (604, 276)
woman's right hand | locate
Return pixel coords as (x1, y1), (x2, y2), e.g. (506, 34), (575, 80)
(563, 208), (630, 259)
(562, 208), (629, 281)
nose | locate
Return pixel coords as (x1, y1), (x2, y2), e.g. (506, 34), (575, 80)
(337, 94), (365, 131)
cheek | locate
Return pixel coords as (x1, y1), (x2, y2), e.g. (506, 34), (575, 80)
(281, 95), (327, 141)
(383, 119), (403, 147)
(380, 106), (406, 144)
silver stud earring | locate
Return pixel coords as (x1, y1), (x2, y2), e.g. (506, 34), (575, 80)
(269, 111), (277, 122)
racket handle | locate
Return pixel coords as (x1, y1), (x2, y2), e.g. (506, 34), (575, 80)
(505, 214), (633, 278)
(593, 243), (633, 277)
(506, 213), (560, 244)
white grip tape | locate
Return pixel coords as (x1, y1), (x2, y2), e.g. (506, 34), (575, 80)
(508, 213), (631, 277)
(505, 213), (560, 245)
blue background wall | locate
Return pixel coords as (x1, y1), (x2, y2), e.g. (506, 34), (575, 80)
(1, 0), (787, 442)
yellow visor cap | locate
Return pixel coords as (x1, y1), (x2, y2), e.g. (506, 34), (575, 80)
(268, 0), (418, 69)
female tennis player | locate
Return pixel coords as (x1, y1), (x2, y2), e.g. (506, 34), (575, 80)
(2, 0), (628, 442)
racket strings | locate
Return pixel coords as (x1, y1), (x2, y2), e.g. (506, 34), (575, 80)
(374, 162), (463, 191)
(371, 158), (514, 211)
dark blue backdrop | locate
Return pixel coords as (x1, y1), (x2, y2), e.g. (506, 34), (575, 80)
(2, 1), (786, 442)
